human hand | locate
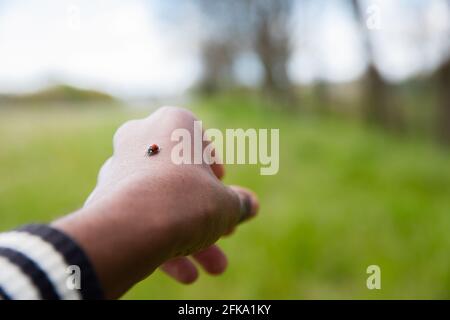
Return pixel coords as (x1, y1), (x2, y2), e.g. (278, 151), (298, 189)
(53, 107), (259, 299)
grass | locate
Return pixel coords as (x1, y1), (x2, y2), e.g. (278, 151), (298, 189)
(1, 95), (450, 299)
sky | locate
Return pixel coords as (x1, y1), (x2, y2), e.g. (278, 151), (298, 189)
(0, 0), (448, 99)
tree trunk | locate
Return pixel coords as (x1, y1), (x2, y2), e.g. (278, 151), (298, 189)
(437, 57), (450, 144)
(351, 0), (398, 129)
(365, 65), (388, 124)
(253, 1), (297, 108)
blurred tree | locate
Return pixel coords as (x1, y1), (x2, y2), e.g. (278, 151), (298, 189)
(437, 55), (450, 144)
(436, 0), (450, 145)
(350, 0), (401, 129)
(199, 40), (235, 94)
(194, 1), (244, 94)
(195, 0), (297, 104)
(252, 0), (294, 95)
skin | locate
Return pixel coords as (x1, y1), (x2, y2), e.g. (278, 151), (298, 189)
(52, 106), (259, 299)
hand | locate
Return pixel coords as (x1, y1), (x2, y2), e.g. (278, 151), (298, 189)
(53, 107), (259, 299)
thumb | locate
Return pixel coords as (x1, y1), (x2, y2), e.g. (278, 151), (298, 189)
(228, 186), (259, 224)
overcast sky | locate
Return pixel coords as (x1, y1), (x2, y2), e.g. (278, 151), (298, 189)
(0, 0), (448, 99)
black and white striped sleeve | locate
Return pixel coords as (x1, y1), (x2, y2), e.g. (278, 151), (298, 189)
(0, 224), (104, 300)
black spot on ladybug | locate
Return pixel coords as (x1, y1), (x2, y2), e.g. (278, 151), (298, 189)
(147, 144), (160, 156)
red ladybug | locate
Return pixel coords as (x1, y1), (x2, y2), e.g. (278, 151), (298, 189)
(147, 144), (160, 156)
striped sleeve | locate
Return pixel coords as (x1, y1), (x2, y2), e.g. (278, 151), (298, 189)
(0, 224), (103, 300)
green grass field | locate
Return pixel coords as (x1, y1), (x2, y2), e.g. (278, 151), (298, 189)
(1, 96), (450, 299)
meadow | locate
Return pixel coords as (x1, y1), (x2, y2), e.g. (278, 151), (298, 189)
(1, 95), (450, 299)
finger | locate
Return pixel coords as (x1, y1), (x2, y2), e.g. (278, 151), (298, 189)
(192, 244), (227, 275)
(203, 129), (225, 180)
(223, 226), (236, 237)
(160, 257), (199, 284)
(228, 186), (259, 224)
(210, 149), (225, 180)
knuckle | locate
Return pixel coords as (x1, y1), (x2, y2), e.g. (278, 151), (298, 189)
(113, 119), (139, 146)
(156, 106), (197, 121)
(226, 188), (242, 224)
(201, 182), (239, 231)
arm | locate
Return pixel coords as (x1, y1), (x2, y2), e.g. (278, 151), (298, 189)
(0, 106), (259, 300)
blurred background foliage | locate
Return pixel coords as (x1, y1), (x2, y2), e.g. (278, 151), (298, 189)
(0, 0), (450, 299)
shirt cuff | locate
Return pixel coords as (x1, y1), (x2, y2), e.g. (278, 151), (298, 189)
(0, 224), (104, 300)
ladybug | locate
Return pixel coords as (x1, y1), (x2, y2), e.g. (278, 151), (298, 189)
(147, 144), (160, 156)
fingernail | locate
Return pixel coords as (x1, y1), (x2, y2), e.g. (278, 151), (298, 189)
(239, 194), (255, 222)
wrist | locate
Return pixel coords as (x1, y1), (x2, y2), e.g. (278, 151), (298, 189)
(52, 187), (174, 299)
